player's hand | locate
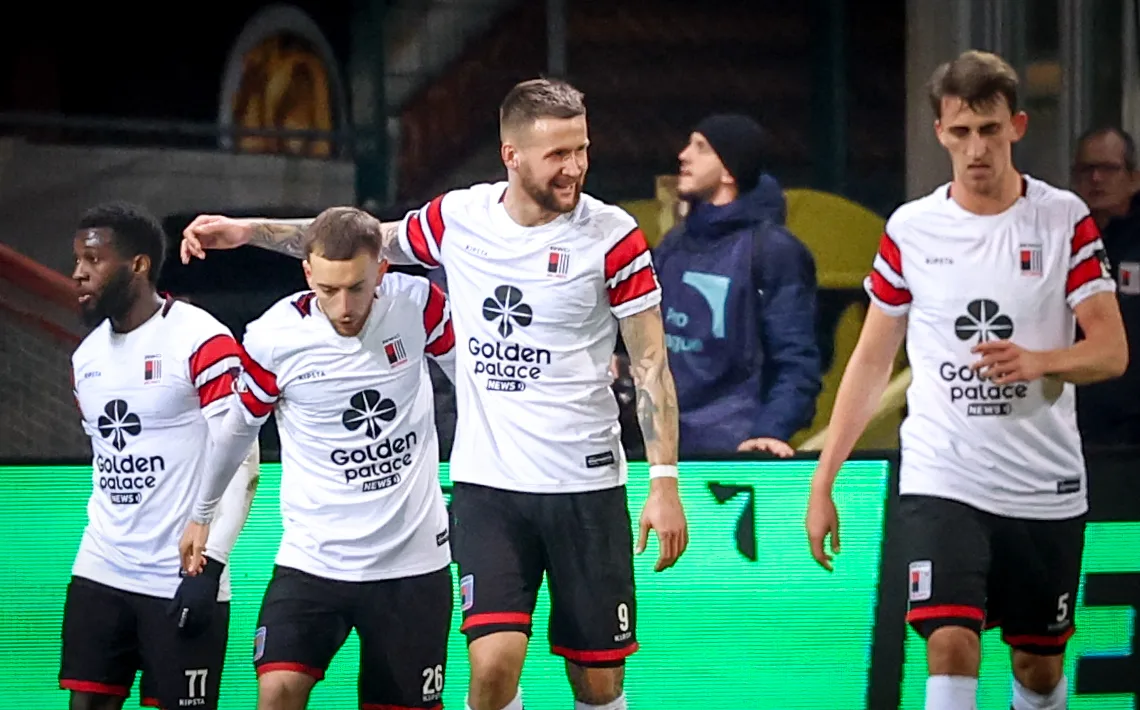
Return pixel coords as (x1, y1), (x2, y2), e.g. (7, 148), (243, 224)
(180, 214), (253, 264)
(179, 520), (210, 575)
(168, 556), (225, 638)
(737, 437), (794, 457)
(637, 477), (688, 572)
(806, 486), (841, 571)
(970, 340), (1046, 384)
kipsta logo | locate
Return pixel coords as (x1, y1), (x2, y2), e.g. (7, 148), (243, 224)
(482, 285), (533, 338)
(954, 299), (1013, 344)
(97, 400), (141, 451)
(342, 390), (397, 439)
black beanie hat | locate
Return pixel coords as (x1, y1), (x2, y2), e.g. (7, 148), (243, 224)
(693, 114), (766, 193)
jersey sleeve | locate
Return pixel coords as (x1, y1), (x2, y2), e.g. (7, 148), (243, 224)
(188, 326), (244, 417)
(398, 193), (447, 269)
(605, 225), (662, 319)
(1065, 209), (1116, 309)
(422, 280), (456, 360)
(235, 324), (282, 426)
(864, 230), (912, 316)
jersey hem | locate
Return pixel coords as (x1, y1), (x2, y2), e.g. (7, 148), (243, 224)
(896, 484), (1089, 521)
(71, 559), (234, 602)
(273, 552), (452, 583)
(448, 473), (628, 494)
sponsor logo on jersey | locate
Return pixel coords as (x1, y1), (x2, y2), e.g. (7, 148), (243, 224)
(383, 335), (408, 367)
(1018, 243), (1042, 276)
(941, 299), (1027, 416)
(547, 247), (570, 278)
(334, 390), (415, 491)
(471, 285), (550, 392)
(95, 400), (164, 504)
(144, 354), (162, 384)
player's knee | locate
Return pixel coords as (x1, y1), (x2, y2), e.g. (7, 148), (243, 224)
(468, 633), (527, 697)
(926, 626), (981, 676)
(257, 670), (315, 710)
(1012, 651), (1065, 695)
(566, 663), (624, 705)
(69, 692), (126, 710)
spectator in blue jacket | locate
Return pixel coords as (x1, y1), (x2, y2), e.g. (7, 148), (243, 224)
(654, 114), (822, 457)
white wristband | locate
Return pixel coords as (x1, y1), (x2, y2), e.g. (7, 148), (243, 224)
(649, 464), (679, 479)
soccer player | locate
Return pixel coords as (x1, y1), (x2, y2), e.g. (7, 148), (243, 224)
(805, 51), (1128, 710)
(178, 207), (455, 710)
(179, 78), (688, 710)
(64, 202), (259, 710)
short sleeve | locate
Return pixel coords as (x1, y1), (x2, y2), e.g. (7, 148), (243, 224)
(1065, 208), (1115, 309)
(605, 226), (662, 319)
(421, 280), (456, 359)
(188, 326), (243, 417)
(398, 193), (447, 269)
(235, 322), (281, 426)
(863, 230), (912, 316)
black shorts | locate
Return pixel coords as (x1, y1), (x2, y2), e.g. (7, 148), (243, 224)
(59, 575), (230, 710)
(254, 564), (452, 709)
(899, 494), (1087, 655)
(450, 482), (638, 667)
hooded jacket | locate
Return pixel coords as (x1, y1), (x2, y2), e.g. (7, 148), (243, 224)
(653, 175), (822, 455)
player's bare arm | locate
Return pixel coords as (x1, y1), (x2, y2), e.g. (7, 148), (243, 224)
(619, 305), (689, 572)
(807, 305), (908, 571)
(971, 291), (1128, 385)
(179, 213), (409, 264)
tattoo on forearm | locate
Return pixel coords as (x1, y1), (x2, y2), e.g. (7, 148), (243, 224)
(249, 222), (310, 259)
(621, 306), (680, 465)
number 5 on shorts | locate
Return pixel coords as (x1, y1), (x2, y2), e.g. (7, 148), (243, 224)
(1055, 592), (1070, 623)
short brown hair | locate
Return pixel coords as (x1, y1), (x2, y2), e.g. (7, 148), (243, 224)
(499, 78), (586, 138)
(303, 207), (381, 260)
(928, 50), (1019, 119)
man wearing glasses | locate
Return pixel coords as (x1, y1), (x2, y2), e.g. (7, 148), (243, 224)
(1071, 126), (1140, 446)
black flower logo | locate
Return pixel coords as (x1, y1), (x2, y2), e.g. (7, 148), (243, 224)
(342, 390), (397, 439)
(97, 400), (141, 451)
(482, 285), (533, 338)
(954, 299), (1014, 344)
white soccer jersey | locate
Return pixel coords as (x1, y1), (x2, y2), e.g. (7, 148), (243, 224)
(70, 297), (242, 599)
(397, 182), (661, 493)
(236, 273), (453, 582)
(866, 176), (1116, 519)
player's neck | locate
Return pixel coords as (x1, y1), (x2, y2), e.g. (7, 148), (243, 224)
(502, 184), (563, 228)
(111, 291), (163, 333)
(950, 170), (1023, 216)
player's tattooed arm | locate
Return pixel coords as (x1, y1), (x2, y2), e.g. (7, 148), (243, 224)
(247, 219), (311, 259)
(246, 218), (409, 263)
(619, 305), (680, 465)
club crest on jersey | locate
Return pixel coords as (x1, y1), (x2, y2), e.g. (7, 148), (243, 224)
(460, 574), (475, 611)
(383, 336), (408, 367)
(546, 247), (570, 278)
(1018, 244), (1042, 277)
(144, 355), (162, 384)
(1119, 261), (1139, 295)
(908, 560), (932, 602)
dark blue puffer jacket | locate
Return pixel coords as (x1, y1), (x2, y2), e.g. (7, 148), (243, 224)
(654, 175), (822, 455)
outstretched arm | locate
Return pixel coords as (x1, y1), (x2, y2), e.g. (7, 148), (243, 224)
(180, 213), (413, 264)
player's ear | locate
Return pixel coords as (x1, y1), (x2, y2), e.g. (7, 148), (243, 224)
(133, 254), (151, 280)
(377, 259), (389, 280)
(501, 142), (517, 171)
(302, 260), (315, 290)
(1010, 111), (1029, 142)
(933, 120), (951, 149)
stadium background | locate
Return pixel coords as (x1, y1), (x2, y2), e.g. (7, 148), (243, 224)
(1, 0), (1139, 707)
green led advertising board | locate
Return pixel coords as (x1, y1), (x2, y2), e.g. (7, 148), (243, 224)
(0, 460), (889, 709)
